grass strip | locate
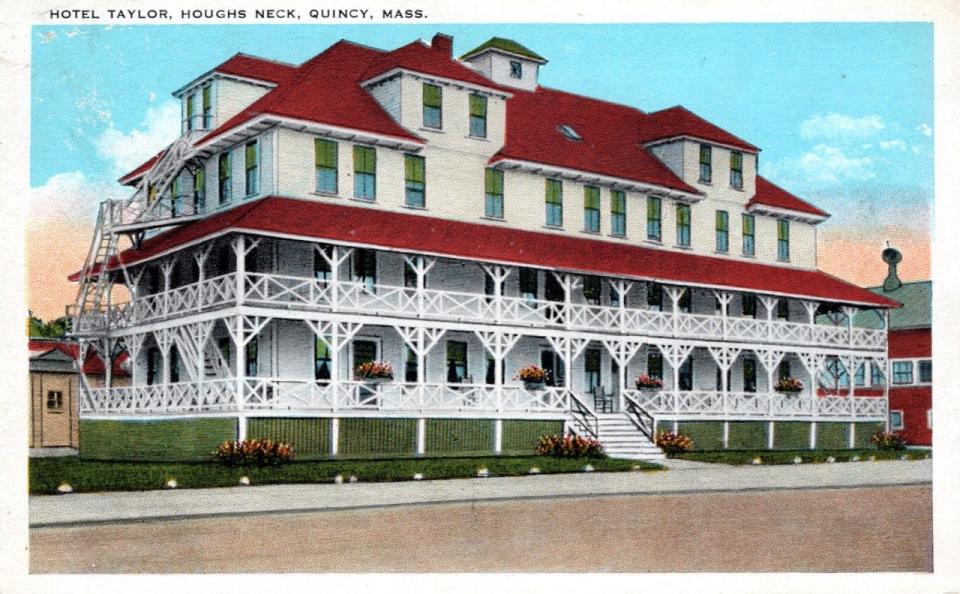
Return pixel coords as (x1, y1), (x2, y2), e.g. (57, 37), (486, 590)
(673, 449), (931, 465)
(30, 455), (663, 495)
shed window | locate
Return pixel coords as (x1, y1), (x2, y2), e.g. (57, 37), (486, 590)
(46, 390), (63, 411)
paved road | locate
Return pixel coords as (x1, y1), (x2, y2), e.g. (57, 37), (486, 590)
(31, 484), (931, 572)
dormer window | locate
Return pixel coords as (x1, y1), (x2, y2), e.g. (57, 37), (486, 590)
(730, 151), (743, 189)
(558, 124), (582, 141)
(509, 60), (522, 79)
(201, 85), (212, 129)
(422, 83), (442, 129)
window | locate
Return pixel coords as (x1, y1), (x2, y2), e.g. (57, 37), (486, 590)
(742, 293), (757, 318)
(647, 283), (662, 311)
(244, 141), (258, 196)
(46, 390), (63, 411)
(485, 168), (504, 218)
(148, 183), (159, 206)
(919, 360), (932, 383)
(509, 60), (522, 79)
(855, 363), (866, 386)
(647, 196), (662, 241)
(777, 219), (790, 261)
(353, 340), (378, 370)
(353, 145), (376, 200)
(677, 289), (691, 313)
(315, 138), (338, 194)
(676, 204), (691, 247)
(202, 85), (212, 128)
(314, 246), (332, 280)
(730, 151), (743, 189)
(583, 186), (600, 232)
(743, 357), (757, 392)
(777, 298), (789, 320)
(169, 346), (180, 382)
(778, 361), (791, 381)
(484, 272), (504, 300)
(519, 268), (538, 303)
(611, 190), (626, 236)
(742, 214), (755, 256)
(315, 338), (331, 382)
(647, 352), (663, 381)
(147, 347), (160, 385)
(871, 363), (885, 386)
(699, 144), (712, 183)
(218, 152), (232, 204)
(218, 337), (231, 368)
(469, 94), (487, 138)
(404, 260), (417, 288)
(545, 179), (563, 227)
(170, 176), (182, 216)
(402, 154), (426, 208)
(679, 359), (693, 391)
(715, 210), (729, 253)
(193, 168), (206, 212)
(245, 340), (258, 377)
(446, 341), (467, 383)
(422, 83), (442, 129)
(890, 410), (904, 431)
(583, 276), (601, 305)
(353, 249), (376, 292)
(405, 347), (418, 383)
(585, 349), (602, 391)
(186, 94), (195, 131)
(558, 125), (582, 141)
(485, 354), (496, 385)
(244, 246), (259, 274)
(892, 361), (914, 384)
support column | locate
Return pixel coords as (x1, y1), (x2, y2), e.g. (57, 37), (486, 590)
(416, 418), (426, 455)
(193, 243), (212, 313)
(810, 422), (817, 450)
(330, 418), (339, 456)
(159, 259), (175, 317)
(882, 310), (891, 431)
(768, 421), (775, 450)
(396, 325), (445, 409)
(759, 295), (778, 341)
(316, 244), (353, 313)
(403, 255), (436, 317)
(663, 286), (686, 337)
(552, 272), (582, 329)
(233, 235), (246, 307)
(708, 346), (741, 419)
(305, 319), (362, 413)
(842, 305), (858, 348)
(476, 330), (521, 411)
(713, 290), (733, 340)
(481, 265), (510, 323)
(723, 421), (730, 449)
(494, 419), (503, 454)
(848, 422), (856, 449)
(609, 280), (633, 333)
(225, 315), (272, 440)
(601, 339), (642, 411)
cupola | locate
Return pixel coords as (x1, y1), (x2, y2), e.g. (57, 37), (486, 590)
(460, 37), (546, 91)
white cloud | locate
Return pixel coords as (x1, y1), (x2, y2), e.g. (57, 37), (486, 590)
(917, 123), (932, 137)
(94, 100), (180, 177)
(878, 139), (907, 151)
(29, 171), (129, 222)
(799, 113), (884, 141)
(766, 145), (875, 189)
(912, 145), (922, 155)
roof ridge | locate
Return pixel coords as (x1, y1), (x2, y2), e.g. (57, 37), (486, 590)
(225, 52), (300, 69)
(534, 85), (647, 115)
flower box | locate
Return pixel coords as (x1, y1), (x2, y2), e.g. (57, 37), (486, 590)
(774, 377), (804, 393)
(634, 374), (664, 390)
(523, 380), (546, 391)
(354, 360), (394, 381)
(515, 364), (549, 387)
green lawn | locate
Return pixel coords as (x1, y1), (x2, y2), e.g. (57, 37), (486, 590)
(673, 449), (931, 465)
(30, 455), (663, 495)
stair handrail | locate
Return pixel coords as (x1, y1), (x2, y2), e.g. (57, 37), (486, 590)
(622, 392), (656, 441)
(567, 389), (599, 440)
(123, 135), (198, 226)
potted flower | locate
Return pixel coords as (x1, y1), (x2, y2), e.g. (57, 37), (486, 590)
(354, 360), (394, 383)
(516, 364), (549, 390)
(634, 374), (664, 391)
(774, 377), (804, 393)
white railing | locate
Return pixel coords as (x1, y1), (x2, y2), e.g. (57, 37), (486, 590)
(74, 271), (887, 351)
(624, 389), (887, 420)
(82, 379), (573, 417)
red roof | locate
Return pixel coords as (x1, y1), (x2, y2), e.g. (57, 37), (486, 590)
(361, 40), (507, 90)
(492, 87), (699, 195)
(748, 176), (830, 218)
(197, 41), (422, 146)
(213, 53), (297, 85)
(118, 147), (167, 186)
(29, 339), (130, 376)
(638, 105), (759, 152)
(74, 197), (897, 308)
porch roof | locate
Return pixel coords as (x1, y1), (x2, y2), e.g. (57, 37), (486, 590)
(70, 196), (899, 309)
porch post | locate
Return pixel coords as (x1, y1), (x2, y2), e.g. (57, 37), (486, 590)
(713, 290), (732, 340)
(882, 310), (891, 432)
(609, 280), (632, 333)
(664, 286), (686, 337)
(842, 305), (858, 347)
(760, 296), (778, 341)
(481, 265), (510, 324)
(233, 235), (245, 307)
(234, 315), (246, 440)
(404, 255), (436, 317)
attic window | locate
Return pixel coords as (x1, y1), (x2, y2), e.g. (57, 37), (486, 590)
(558, 125), (582, 141)
(509, 60), (522, 79)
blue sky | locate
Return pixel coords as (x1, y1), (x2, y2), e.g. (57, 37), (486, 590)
(27, 22), (933, 318)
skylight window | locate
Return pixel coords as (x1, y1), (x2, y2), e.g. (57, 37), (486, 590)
(558, 124), (582, 141)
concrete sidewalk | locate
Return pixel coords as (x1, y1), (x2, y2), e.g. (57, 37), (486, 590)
(30, 458), (931, 528)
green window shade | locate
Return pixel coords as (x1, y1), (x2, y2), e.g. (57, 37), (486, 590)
(742, 214), (755, 235)
(716, 211), (728, 231)
(778, 219), (789, 240)
(245, 142), (257, 168)
(353, 146), (376, 174)
(546, 179), (562, 203)
(404, 155), (425, 183)
(611, 191), (626, 214)
(584, 186), (600, 209)
(194, 169), (204, 191)
(202, 86), (211, 110)
(731, 151), (743, 171)
(315, 139), (338, 168)
(485, 168), (503, 195)
(647, 196), (660, 218)
(678, 205), (690, 225)
(423, 83), (442, 107)
(186, 95), (194, 118)
(469, 94), (487, 116)
(219, 154), (230, 179)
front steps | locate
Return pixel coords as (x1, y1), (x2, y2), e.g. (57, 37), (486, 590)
(595, 413), (665, 461)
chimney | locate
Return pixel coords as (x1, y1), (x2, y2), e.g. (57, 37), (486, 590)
(431, 33), (453, 57)
(881, 244), (903, 292)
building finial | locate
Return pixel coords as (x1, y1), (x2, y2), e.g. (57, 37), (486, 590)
(881, 244), (902, 292)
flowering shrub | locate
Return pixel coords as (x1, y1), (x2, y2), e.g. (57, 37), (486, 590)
(216, 438), (294, 466)
(515, 364), (549, 383)
(870, 431), (908, 451)
(774, 377), (804, 392)
(535, 433), (606, 458)
(635, 374), (664, 389)
(655, 430), (693, 455)
(354, 360), (394, 380)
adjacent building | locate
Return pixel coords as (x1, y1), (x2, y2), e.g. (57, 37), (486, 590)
(68, 34), (898, 460)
